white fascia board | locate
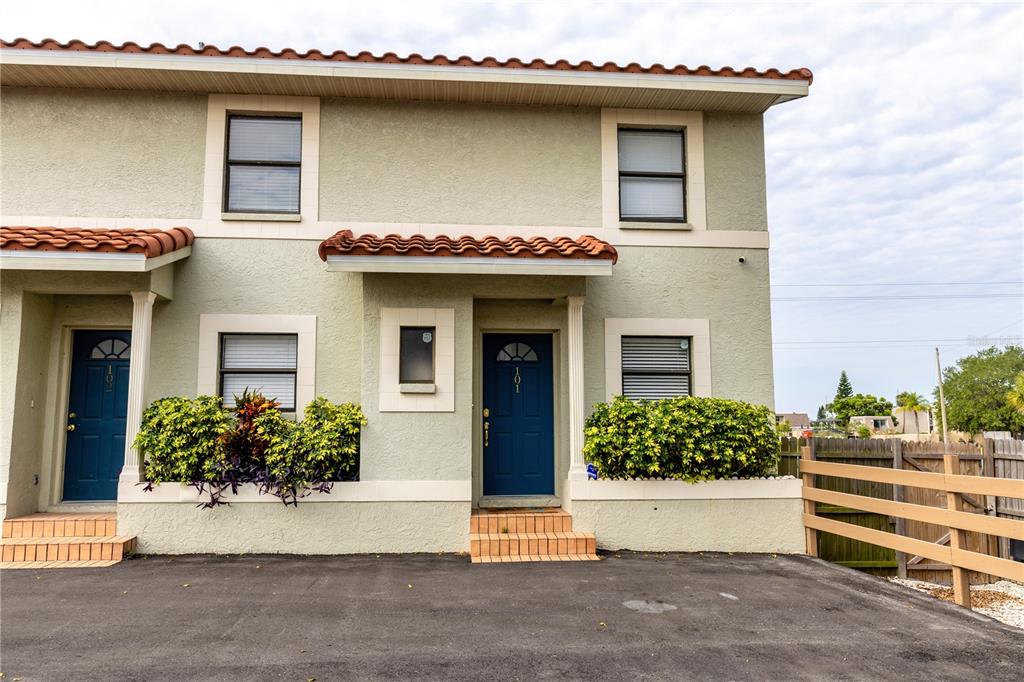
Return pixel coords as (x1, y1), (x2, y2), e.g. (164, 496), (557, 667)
(325, 255), (613, 276)
(0, 246), (191, 272)
(0, 49), (810, 99)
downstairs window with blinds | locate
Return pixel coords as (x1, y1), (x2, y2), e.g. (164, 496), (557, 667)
(219, 333), (298, 411)
(620, 336), (692, 400)
(224, 115), (302, 214)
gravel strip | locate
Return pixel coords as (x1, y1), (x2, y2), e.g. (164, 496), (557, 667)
(889, 577), (1024, 629)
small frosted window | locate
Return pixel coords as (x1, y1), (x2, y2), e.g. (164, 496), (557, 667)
(400, 327), (435, 383)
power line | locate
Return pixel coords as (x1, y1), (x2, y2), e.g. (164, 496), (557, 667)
(773, 281), (1023, 287)
(774, 337), (1022, 345)
(772, 293), (1023, 301)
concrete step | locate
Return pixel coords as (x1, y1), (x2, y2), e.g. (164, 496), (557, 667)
(470, 531), (597, 559)
(1, 535), (137, 563)
(3, 512), (117, 538)
(470, 508), (573, 533)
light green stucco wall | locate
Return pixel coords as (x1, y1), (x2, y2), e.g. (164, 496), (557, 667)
(318, 99), (602, 227)
(571, 498), (804, 553)
(118, 501), (469, 554)
(147, 239), (363, 405)
(0, 87), (207, 218)
(584, 245), (775, 410)
(0, 289), (54, 517)
(703, 112), (768, 232)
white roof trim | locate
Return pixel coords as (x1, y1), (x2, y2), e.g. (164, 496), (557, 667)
(325, 254), (613, 276)
(1, 246), (191, 272)
(0, 49), (810, 98)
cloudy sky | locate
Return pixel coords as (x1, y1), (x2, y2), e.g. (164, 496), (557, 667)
(5, 1), (1023, 415)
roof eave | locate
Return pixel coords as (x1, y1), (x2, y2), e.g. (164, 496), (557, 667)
(324, 254), (614, 276)
(0, 246), (191, 271)
(0, 49), (809, 111)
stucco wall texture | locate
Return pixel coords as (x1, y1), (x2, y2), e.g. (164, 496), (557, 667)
(584, 246), (775, 409)
(118, 502), (470, 554)
(571, 499), (805, 553)
(318, 99), (603, 227)
(0, 88), (207, 218)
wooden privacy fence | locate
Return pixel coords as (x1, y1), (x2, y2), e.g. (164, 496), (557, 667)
(781, 437), (1023, 581)
(800, 446), (1024, 608)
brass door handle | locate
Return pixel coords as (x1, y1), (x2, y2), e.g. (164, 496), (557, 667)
(66, 424), (76, 432)
(483, 421), (489, 448)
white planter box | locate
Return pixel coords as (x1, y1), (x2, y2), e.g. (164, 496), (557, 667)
(569, 477), (800, 501)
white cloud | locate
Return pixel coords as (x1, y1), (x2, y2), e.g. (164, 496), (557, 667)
(4, 0), (1022, 412)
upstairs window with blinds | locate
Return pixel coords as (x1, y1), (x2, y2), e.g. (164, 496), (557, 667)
(621, 336), (692, 400)
(219, 333), (298, 411)
(224, 115), (302, 214)
(618, 129), (685, 222)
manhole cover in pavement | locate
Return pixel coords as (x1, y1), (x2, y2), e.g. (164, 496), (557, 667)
(623, 599), (678, 614)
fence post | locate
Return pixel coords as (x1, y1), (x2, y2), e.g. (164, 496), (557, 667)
(981, 438), (1005, 561)
(943, 453), (971, 608)
(801, 445), (818, 557)
(892, 438), (907, 578)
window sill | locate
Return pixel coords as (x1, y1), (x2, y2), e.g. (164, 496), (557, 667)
(618, 221), (692, 231)
(221, 212), (302, 222)
(399, 383), (436, 394)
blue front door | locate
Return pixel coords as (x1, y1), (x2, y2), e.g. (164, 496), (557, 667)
(482, 333), (554, 496)
(63, 330), (131, 501)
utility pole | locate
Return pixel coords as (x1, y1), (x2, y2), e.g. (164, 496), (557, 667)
(935, 347), (950, 453)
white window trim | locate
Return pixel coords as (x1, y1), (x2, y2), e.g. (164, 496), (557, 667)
(604, 318), (711, 401)
(197, 314), (317, 411)
(202, 94), (320, 223)
(601, 109), (706, 232)
(380, 308), (455, 412)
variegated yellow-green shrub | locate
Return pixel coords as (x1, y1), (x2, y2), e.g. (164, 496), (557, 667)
(583, 396), (779, 481)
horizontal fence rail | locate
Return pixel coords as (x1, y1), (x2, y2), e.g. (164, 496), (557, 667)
(800, 446), (1024, 608)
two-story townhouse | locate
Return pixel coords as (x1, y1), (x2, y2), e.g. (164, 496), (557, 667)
(0, 38), (811, 561)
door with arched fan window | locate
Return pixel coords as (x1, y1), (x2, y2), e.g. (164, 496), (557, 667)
(62, 330), (131, 500)
(482, 333), (554, 496)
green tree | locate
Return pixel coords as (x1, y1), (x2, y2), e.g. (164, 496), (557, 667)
(835, 371), (853, 402)
(1007, 372), (1024, 416)
(936, 346), (1024, 434)
(895, 391), (929, 434)
(816, 405), (827, 421)
(830, 393), (894, 427)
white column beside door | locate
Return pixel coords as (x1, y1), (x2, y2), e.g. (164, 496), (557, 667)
(567, 296), (587, 480)
(121, 291), (156, 484)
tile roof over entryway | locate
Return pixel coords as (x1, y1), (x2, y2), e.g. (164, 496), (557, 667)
(318, 230), (617, 263)
(0, 226), (194, 257)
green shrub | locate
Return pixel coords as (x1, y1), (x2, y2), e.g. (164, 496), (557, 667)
(583, 396), (779, 481)
(136, 396), (233, 484)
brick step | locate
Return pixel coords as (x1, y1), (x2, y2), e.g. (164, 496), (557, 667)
(471, 508), (573, 534)
(1, 536), (136, 563)
(472, 555), (599, 564)
(470, 531), (596, 558)
(3, 512), (117, 538)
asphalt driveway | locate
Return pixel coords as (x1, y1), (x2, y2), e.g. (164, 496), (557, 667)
(1, 552), (1021, 681)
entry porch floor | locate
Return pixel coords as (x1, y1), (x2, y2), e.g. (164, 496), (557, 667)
(1, 553), (1021, 681)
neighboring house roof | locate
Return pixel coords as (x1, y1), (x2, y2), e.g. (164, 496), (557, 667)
(0, 226), (194, 257)
(319, 230), (617, 262)
(0, 39), (812, 113)
(0, 226), (194, 272)
(777, 413), (811, 429)
(0, 38), (814, 83)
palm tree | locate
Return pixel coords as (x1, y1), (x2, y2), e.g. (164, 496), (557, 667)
(1007, 372), (1024, 416)
(896, 391), (930, 435)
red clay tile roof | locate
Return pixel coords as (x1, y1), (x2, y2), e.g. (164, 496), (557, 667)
(0, 38), (813, 84)
(319, 230), (618, 264)
(0, 226), (194, 258)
